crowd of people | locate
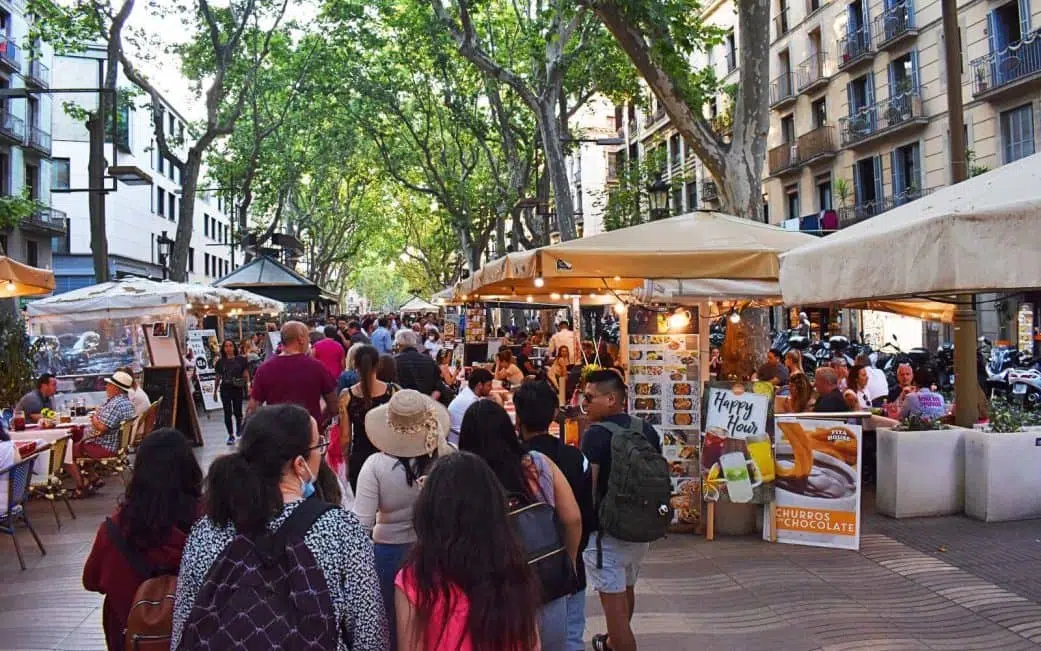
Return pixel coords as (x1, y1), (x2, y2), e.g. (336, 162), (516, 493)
(75, 315), (667, 651)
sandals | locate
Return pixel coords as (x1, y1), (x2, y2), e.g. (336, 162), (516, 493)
(592, 634), (614, 651)
(72, 486), (97, 499)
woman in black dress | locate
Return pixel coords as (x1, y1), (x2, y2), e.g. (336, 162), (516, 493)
(341, 345), (397, 491)
(213, 339), (249, 445)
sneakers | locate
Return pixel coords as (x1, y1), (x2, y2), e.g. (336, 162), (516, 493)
(226, 435), (235, 446)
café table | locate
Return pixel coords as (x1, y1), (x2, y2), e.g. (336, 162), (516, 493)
(9, 421), (85, 485)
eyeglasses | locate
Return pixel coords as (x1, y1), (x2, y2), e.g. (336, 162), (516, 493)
(309, 435), (329, 453)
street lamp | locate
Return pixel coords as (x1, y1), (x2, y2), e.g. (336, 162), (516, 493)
(156, 230), (175, 280)
(647, 175), (671, 221)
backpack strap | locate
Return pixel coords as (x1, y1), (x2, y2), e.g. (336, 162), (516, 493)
(593, 416), (647, 570)
(256, 497), (335, 565)
(105, 518), (171, 579)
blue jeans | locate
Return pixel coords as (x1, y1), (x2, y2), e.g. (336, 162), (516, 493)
(374, 542), (411, 646)
(538, 595), (569, 651)
(565, 589), (586, 651)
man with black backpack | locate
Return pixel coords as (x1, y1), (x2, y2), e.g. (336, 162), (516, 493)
(580, 370), (671, 651)
(514, 380), (594, 651)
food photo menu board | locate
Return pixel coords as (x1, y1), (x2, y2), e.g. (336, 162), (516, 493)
(626, 305), (701, 531)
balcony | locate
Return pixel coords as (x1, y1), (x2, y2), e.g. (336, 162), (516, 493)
(773, 9), (790, 41)
(796, 52), (830, 93)
(20, 206), (67, 236)
(874, 2), (917, 51)
(971, 30), (1041, 100)
(770, 72), (796, 109)
(701, 180), (719, 202)
(0, 107), (23, 145)
(26, 125), (52, 156)
(767, 126), (838, 177)
(837, 26), (873, 72)
(0, 37), (20, 72)
(839, 91), (927, 148)
(26, 59), (49, 88)
(836, 187), (934, 229)
(644, 105), (666, 128)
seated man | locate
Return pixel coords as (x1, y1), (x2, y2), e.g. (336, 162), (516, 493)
(899, 368), (947, 421)
(15, 374), (57, 423)
(70, 371), (136, 496)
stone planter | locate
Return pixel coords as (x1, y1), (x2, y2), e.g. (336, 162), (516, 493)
(875, 427), (966, 518)
(965, 427), (1041, 522)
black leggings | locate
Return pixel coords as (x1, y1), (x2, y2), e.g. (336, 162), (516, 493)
(220, 385), (244, 436)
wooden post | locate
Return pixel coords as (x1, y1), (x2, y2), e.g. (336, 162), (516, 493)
(705, 501), (715, 541)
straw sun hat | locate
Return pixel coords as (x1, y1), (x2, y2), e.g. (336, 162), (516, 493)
(365, 389), (453, 458)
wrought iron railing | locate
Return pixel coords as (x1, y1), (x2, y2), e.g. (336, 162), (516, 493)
(768, 125), (837, 175)
(768, 141), (799, 175)
(770, 72), (794, 105)
(27, 125), (51, 154)
(644, 105), (666, 127)
(970, 29), (1041, 95)
(836, 186), (934, 228)
(796, 52), (829, 91)
(701, 180), (719, 202)
(838, 25), (872, 67)
(839, 91), (923, 146)
(0, 107), (24, 141)
(874, 1), (916, 47)
(774, 9), (790, 39)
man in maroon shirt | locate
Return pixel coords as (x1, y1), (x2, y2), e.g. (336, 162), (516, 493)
(246, 321), (338, 426)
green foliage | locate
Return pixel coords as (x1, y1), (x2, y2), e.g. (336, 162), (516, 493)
(832, 178), (851, 208)
(601, 147), (681, 232)
(896, 414), (949, 431)
(987, 397), (1041, 433)
(0, 192), (43, 230)
(966, 149), (989, 178)
(0, 308), (40, 409)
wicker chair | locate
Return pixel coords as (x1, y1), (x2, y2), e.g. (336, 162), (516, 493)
(1, 454), (47, 570)
(130, 398), (163, 449)
(28, 435), (76, 528)
(76, 418), (136, 487)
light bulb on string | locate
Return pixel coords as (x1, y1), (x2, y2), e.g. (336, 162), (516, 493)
(534, 277), (545, 288)
(526, 295), (534, 303)
(613, 301), (625, 315)
(4, 280), (15, 293)
(728, 307), (741, 324)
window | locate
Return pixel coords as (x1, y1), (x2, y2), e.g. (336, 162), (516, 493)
(168, 112), (175, 135)
(777, 0), (789, 35)
(708, 97), (719, 119)
(671, 186), (683, 215)
(156, 152), (163, 175)
(725, 31), (737, 72)
(157, 187), (165, 216)
(853, 155), (883, 216)
(812, 98), (828, 129)
(0, 152), (8, 195)
(781, 114), (795, 143)
(204, 252), (210, 276)
(168, 194), (176, 221)
(24, 163), (38, 199)
(0, 234), (6, 255)
(52, 158), (70, 190)
(785, 185), (799, 220)
(25, 239), (38, 267)
(27, 97), (39, 130)
(891, 142), (922, 202)
(669, 133), (681, 167)
(888, 51), (919, 96)
(816, 174), (832, 211)
(1001, 104), (1035, 163)
(178, 122), (184, 142)
(686, 181), (697, 210)
(167, 157), (175, 181)
(188, 247), (195, 272)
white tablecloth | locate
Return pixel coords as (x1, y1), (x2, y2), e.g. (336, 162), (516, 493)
(10, 426), (76, 485)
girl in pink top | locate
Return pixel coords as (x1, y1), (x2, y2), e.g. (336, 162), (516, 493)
(395, 452), (541, 651)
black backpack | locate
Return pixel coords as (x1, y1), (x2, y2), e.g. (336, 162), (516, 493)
(176, 498), (338, 650)
(597, 417), (673, 548)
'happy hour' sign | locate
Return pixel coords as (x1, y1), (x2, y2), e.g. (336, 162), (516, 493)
(704, 386), (770, 438)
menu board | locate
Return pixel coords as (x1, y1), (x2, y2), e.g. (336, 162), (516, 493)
(464, 307), (486, 343)
(764, 417), (862, 551)
(187, 330), (221, 411)
(701, 381), (775, 505)
(626, 305), (701, 531)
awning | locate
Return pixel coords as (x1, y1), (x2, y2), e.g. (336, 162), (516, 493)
(398, 296), (441, 313)
(0, 256), (55, 297)
(779, 152), (1041, 304)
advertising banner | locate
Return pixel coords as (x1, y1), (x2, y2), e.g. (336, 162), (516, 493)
(626, 305), (701, 531)
(701, 381), (775, 504)
(764, 417), (862, 550)
(187, 330), (222, 411)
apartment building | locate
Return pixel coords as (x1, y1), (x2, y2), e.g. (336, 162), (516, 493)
(0, 0), (62, 273)
(49, 45), (236, 293)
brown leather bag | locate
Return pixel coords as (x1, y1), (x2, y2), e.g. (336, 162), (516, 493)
(104, 519), (177, 650)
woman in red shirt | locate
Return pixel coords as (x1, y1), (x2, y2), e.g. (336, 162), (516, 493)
(83, 428), (202, 650)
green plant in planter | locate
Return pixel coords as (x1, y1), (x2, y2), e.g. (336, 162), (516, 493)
(988, 397), (1027, 433)
(896, 414), (949, 431)
(0, 192), (43, 231)
(0, 307), (41, 408)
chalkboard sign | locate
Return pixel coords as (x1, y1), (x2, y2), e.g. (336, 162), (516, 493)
(142, 365), (203, 446)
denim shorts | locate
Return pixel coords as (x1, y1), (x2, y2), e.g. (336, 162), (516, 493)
(582, 533), (650, 594)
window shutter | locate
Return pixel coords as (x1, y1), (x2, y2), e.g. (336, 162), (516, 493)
(911, 49), (921, 91)
(891, 149), (904, 197)
(1019, 0), (1031, 36)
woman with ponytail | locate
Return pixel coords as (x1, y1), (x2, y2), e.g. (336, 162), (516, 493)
(170, 404), (387, 650)
(340, 345), (398, 492)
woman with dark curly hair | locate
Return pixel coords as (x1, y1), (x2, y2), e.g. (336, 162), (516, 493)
(83, 428), (202, 650)
(395, 451), (541, 650)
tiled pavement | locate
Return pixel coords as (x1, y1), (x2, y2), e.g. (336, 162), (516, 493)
(2, 416), (1041, 650)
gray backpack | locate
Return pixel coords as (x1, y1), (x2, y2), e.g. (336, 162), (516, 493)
(597, 418), (672, 552)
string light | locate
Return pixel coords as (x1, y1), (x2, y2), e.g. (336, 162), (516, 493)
(668, 308), (691, 330)
(613, 302), (626, 315)
(728, 307), (742, 324)
(526, 295), (534, 303)
(550, 292), (561, 300)
(5, 280), (15, 292)
(534, 277), (545, 288)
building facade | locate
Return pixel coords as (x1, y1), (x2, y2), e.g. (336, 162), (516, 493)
(0, 1), (62, 272)
(50, 45), (236, 293)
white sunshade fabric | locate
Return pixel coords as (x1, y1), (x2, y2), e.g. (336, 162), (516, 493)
(778, 152), (1041, 305)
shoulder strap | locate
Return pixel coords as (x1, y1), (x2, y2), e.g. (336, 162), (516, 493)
(105, 518), (157, 579)
(256, 498), (335, 563)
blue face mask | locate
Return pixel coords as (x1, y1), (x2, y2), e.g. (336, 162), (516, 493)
(299, 460), (316, 499)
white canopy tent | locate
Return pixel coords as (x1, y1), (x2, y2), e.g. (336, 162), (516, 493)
(398, 296), (441, 313)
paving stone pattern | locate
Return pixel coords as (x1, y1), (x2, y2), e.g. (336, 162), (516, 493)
(2, 417), (1040, 650)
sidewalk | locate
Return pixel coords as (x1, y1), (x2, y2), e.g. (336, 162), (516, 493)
(2, 417), (1040, 650)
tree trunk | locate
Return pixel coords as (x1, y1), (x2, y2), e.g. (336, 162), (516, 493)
(86, 114), (109, 283)
(536, 100), (577, 241)
(168, 149), (203, 282)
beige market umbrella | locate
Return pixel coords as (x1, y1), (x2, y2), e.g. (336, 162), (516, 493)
(0, 255), (55, 297)
(458, 211), (818, 298)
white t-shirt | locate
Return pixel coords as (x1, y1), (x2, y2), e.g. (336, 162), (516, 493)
(549, 329), (581, 360)
(0, 441), (20, 515)
(865, 366), (889, 402)
(447, 386), (479, 441)
(128, 387), (151, 417)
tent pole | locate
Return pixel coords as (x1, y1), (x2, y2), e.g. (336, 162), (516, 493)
(954, 298), (979, 427)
